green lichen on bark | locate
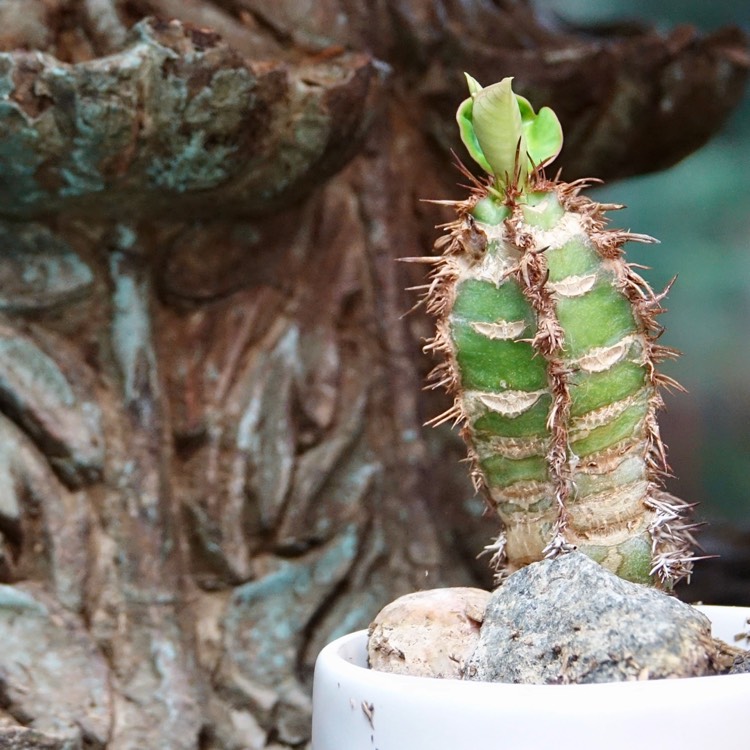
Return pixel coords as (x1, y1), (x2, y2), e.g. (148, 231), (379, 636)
(424, 77), (696, 587)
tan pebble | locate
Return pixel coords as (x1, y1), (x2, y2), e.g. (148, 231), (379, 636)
(367, 588), (490, 679)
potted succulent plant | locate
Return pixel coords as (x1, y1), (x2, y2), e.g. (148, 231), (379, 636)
(311, 76), (750, 750)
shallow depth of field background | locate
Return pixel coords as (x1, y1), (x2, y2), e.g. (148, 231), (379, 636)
(537, 0), (750, 527)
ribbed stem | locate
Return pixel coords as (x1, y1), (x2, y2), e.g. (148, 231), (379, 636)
(425, 176), (695, 587)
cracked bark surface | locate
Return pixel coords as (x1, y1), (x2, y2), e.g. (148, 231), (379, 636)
(0, 2), (745, 748)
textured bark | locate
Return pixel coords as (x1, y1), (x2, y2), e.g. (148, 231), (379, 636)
(0, 2), (745, 748)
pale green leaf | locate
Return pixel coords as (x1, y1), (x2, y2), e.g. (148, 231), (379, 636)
(456, 96), (493, 174)
(512, 92), (562, 169)
(464, 72), (484, 97)
(472, 78), (528, 185)
(523, 106), (563, 168)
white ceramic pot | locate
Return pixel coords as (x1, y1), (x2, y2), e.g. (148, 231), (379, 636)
(312, 605), (750, 750)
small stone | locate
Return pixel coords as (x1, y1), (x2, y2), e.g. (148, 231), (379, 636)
(464, 552), (720, 684)
(368, 588), (490, 678)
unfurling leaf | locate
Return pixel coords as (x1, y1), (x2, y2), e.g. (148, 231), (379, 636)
(456, 76), (563, 191)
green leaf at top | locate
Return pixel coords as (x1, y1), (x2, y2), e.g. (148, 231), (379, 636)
(457, 97), (493, 174)
(456, 75), (564, 189)
(472, 78), (527, 185)
(464, 72), (483, 97)
(516, 95), (563, 169)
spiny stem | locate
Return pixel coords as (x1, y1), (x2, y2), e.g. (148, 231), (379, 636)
(421, 76), (695, 587)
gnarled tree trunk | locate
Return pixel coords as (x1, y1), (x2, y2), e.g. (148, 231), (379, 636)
(0, 2), (746, 748)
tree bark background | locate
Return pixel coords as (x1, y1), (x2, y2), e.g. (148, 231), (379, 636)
(0, 2), (746, 748)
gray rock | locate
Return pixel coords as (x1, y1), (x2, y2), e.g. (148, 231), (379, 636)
(729, 651), (750, 674)
(464, 552), (719, 684)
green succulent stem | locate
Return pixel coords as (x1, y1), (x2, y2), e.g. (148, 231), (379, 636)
(423, 75), (694, 588)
